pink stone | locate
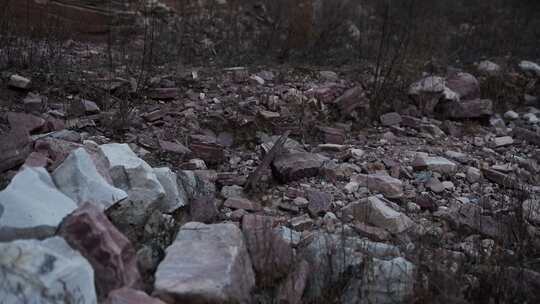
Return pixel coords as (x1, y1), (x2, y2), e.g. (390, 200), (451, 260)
(7, 112), (46, 134)
(0, 128), (31, 173)
(58, 203), (142, 299)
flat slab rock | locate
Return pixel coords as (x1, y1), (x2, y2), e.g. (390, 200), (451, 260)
(342, 196), (414, 234)
(58, 203), (141, 299)
(53, 148), (127, 210)
(0, 237), (97, 304)
(0, 166), (77, 241)
(272, 152), (329, 183)
(153, 222), (255, 304)
(352, 174), (404, 199)
(413, 154), (457, 175)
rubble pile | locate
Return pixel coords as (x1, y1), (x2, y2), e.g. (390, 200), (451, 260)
(1, 57), (540, 303)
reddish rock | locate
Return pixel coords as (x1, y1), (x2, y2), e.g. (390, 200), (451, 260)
(416, 193), (438, 212)
(34, 138), (81, 170)
(272, 152), (329, 183)
(24, 152), (50, 168)
(158, 139), (191, 155)
(224, 197), (262, 212)
(45, 115), (66, 132)
(7, 112), (46, 134)
(317, 126), (346, 144)
(483, 168), (520, 189)
(353, 222), (390, 241)
(333, 85), (368, 114)
(141, 109), (165, 122)
(242, 214), (294, 285)
(190, 196), (219, 223)
(105, 288), (166, 304)
(445, 72), (480, 101)
(0, 128), (32, 173)
(306, 189), (332, 216)
(277, 260), (310, 304)
(58, 203), (142, 299)
(189, 139), (225, 165)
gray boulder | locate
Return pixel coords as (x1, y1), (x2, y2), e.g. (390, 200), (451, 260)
(413, 154), (457, 175)
(0, 167), (77, 241)
(408, 76), (458, 114)
(99, 143), (165, 204)
(154, 222), (255, 304)
(0, 237), (97, 304)
(153, 167), (188, 213)
(53, 148), (127, 210)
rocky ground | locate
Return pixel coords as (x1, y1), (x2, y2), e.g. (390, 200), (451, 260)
(1, 43), (540, 303)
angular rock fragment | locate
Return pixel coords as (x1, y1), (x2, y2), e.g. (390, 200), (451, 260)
(154, 222), (255, 304)
(408, 76), (457, 114)
(291, 214), (313, 231)
(478, 60), (501, 76)
(352, 174), (404, 199)
(439, 200), (507, 240)
(333, 86), (368, 114)
(7, 74), (31, 89)
(445, 72), (480, 101)
(342, 196), (413, 234)
(0, 128), (31, 173)
(224, 197), (261, 211)
(380, 112), (402, 126)
(272, 152), (329, 183)
(492, 136), (514, 147)
(317, 126), (346, 144)
(158, 139), (191, 156)
(23, 92), (46, 112)
(99, 143), (165, 206)
(353, 222), (391, 241)
(53, 148), (127, 210)
(306, 189), (333, 216)
(413, 154), (457, 175)
(0, 167), (77, 241)
(153, 167), (188, 213)
(7, 111), (46, 133)
(189, 137), (225, 165)
(482, 168), (519, 189)
(0, 237), (97, 303)
(70, 98), (100, 116)
(58, 203), (141, 299)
